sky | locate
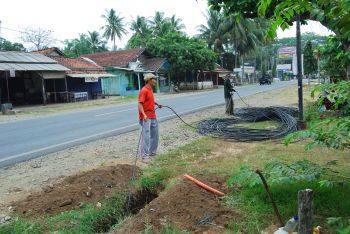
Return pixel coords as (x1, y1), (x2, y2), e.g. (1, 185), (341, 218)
(0, 0), (333, 50)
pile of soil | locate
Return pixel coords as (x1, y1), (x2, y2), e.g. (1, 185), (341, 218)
(11, 164), (139, 217)
(115, 174), (239, 233)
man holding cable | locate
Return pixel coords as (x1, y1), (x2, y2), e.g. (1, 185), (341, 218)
(224, 74), (236, 115)
(138, 73), (162, 163)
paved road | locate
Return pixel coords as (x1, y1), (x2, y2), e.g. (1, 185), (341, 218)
(0, 80), (296, 167)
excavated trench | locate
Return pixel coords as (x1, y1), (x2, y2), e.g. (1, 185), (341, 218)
(93, 186), (162, 233)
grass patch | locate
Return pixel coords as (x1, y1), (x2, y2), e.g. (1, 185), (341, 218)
(233, 120), (280, 130)
(227, 181), (350, 233)
(138, 137), (214, 184)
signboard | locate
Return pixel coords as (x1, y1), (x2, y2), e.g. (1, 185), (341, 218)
(9, 69), (15, 77)
(278, 46), (296, 59)
(85, 77), (98, 82)
(276, 64), (292, 70)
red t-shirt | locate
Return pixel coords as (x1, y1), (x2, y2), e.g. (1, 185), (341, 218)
(138, 85), (156, 120)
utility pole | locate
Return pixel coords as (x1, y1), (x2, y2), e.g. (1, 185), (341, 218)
(296, 14), (303, 121)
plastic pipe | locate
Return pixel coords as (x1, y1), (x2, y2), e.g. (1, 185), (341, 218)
(184, 174), (225, 196)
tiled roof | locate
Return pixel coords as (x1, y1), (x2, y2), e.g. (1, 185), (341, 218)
(81, 48), (145, 67)
(51, 57), (106, 75)
(32, 47), (65, 56)
(52, 57), (104, 70)
(142, 58), (166, 72)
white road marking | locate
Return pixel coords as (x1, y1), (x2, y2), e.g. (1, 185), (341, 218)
(95, 108), (135, 117)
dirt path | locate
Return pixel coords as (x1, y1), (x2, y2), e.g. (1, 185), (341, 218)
(0, 85), (304, 217)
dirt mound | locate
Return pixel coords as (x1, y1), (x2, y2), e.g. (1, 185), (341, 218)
(11, 164), (139, 217)
(115, 174), (238, 233)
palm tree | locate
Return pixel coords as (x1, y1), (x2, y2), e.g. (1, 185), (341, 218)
(87, 31), (106, 53)
(101, 8), (126, 51)
(169, 15), (186, 32)
(197, 10), (225, 53)
(150, 11), (170, 36)
(222, 16), (267, 67)
(129, 16), (151, 48)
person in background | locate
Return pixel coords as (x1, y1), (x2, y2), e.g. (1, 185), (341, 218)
(138, 73), (162, 163)
(224, 74), (236, 115)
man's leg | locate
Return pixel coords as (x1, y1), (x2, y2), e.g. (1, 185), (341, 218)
(228, 96), (234, 115)
(140, 120), (151, 158)
(149, 118), (159, 155)
(225, 98), (230, 114)
(232, 97), (235, 115)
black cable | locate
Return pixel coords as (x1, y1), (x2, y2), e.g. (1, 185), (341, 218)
(197, 106), (298, 141)
(235, 91), (251, 107)
(161, 105), (197, 129)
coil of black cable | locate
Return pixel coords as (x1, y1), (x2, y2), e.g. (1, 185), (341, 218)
(197, 106), (298, 141)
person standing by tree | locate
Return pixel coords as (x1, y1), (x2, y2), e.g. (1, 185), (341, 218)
(224, 74), (236, 115)
(138, 73), (162, 163)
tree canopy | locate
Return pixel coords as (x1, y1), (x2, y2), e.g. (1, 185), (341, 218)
(63, 33), (108, 58)
(0, 38), (25, 51)
(147, 32), (217, 82)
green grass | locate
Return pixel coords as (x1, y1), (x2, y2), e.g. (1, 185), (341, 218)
(226, 180), (350, 233)
(138, 137), (214, 184)
(233, 120), (280, 130)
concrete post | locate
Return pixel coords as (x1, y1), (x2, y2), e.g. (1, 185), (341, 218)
(298, 189), (313, 234)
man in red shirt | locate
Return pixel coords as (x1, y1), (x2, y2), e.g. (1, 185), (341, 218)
(138, 73), (162, 163)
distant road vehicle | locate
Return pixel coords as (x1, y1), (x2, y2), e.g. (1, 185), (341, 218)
(259, 75), (272, 85)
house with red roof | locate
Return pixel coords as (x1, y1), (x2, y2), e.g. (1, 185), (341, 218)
(82, 48), (169, 96)
(33, 48), (112, 103)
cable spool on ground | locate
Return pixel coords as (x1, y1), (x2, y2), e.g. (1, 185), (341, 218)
(197, 106), (298, 141)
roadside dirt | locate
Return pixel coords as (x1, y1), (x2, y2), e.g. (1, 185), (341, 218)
(115, 174), (237, 234)
(11, 164), (139, 217)
(0, 84), (308, 220)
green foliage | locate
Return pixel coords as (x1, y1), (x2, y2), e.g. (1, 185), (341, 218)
(146, 32), (217, 78)
(228, 180), (350, 232)
(127, 12), (185, 49)
(138, 168), (172, 189)
(101, 8), (127, 51)
(311, 81), (350, 114)
(303, 40), (317, 75)
(0, 220), (42, 234)
(284, 118), (350, 150)
(226, 159), (350, 232)
(63, 33), (108, 58)
(227, 159), (329, 188)
(320, 36), (350, 80)
(285, 81), (350, 150)
(0, 37), (26, 51)
(327, 217), (350, 234)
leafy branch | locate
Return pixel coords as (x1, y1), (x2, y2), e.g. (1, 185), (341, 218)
(227, 159), (348, 189)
